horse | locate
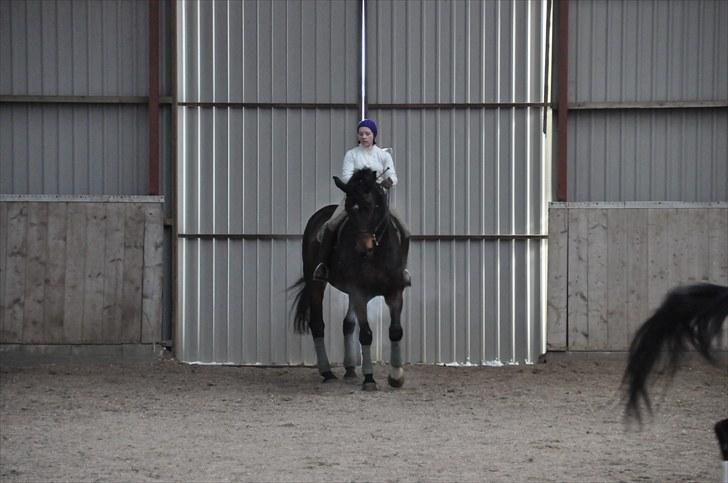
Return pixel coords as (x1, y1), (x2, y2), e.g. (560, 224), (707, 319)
(290, 168), (409, 391)
(622, 283), (728, 478)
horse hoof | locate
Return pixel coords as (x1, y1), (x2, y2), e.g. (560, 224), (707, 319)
(321, 371), (337, 382)
(362, 381), (378, 391)
(344, 367), (357, 379)
(388, 375), (405, 388)
(362, 374), (377, 391)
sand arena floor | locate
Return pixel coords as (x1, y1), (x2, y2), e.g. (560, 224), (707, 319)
(1, 357), (726, 482)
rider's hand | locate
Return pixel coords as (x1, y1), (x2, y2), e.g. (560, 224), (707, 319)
(381, 178), (393, 190)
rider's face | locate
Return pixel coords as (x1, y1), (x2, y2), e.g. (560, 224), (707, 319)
(358, 127), (374, 147)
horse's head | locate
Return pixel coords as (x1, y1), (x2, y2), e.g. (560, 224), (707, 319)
(333, 168), (389, 256)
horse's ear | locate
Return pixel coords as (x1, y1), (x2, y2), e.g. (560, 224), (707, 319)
(333, 176), (349, 193)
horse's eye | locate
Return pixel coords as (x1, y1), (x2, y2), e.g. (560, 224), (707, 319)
(352, 204), (359, 211)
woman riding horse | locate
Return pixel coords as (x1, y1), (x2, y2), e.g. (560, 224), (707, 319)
(313, 118), (410, 286)
(291, 120), (412, 390)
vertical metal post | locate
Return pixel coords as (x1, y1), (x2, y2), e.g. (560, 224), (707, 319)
(148, 0), (160, 195)
(556, 0), (569, 201)
(359, 0), (367, 121)
(170, 0), (179, 350)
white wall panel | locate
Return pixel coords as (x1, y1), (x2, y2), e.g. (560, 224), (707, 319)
(177, 0), (550, 365)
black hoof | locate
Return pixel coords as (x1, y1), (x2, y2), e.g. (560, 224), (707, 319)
(344, 367), (357, 379)
(362, 374), (378, 391)
(321, 371), (337, 382)
(387, 375), (405, 388)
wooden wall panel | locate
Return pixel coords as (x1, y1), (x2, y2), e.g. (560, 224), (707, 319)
(548, 203), (728, 352)
(142, 204), (164, 343)
(546, 208), (568, 351)
(0, 198), (164, 345)
(2, 204), (28, 341)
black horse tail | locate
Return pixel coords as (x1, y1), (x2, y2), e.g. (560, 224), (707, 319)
(289, 276), (310, 334)
(623, 283), (728, 420)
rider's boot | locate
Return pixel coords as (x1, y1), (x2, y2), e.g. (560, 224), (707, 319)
(313, 228), (336, 282)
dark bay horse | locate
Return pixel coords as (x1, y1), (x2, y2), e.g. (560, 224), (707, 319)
(622, 283), (728, 474)
(290, 168), (409, 390)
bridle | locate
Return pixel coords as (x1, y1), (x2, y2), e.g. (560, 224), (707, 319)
(350, 183), (390, 250)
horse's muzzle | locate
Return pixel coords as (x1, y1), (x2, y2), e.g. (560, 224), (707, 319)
(355, 233), (377, 255)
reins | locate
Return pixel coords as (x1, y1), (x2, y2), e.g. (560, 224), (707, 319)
(370, 198), (390, 247)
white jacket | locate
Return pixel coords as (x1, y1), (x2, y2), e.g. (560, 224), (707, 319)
(341, 145), (398, 186)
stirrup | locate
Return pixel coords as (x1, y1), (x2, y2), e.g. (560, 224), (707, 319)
(313, 263), (329, 282)
(402, 269), (412, 287)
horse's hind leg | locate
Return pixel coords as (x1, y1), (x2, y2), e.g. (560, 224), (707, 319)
(385, 290), (405, 388)
(715, 418), (728, 483)
(309, 283), (335, 382)
(343, 303), (359, 379)
(352, 296), (377, 391)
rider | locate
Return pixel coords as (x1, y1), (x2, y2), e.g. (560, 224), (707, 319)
(313, 118), (411, 286)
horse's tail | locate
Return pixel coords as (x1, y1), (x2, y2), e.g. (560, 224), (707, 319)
(289, 276), (310, 334)
(623, 283), (728, 420)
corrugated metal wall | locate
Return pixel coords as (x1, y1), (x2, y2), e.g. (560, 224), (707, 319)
(566, 0), (728, 202)
(0, 0), (172, 97)
(0, 0), (174, 197)
(176, 0), (361, 365)
(177, 0), (550, 365)
(568, 110), (727, 201)
(1, 104), (151, 194)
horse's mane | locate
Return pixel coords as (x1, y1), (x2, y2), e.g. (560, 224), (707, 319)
(346, 168), (380, 195)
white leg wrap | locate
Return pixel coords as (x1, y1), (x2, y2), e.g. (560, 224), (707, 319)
(361, 345), (373, 375)
(722, 460), (728, 483)
(389, 366), (404, 381)
(344, 332), (359, 368)
(390, 341), (402, 368)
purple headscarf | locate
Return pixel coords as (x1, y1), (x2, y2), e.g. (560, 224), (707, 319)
(357, 118), (378, 138)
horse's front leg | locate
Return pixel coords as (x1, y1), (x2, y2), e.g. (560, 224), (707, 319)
(310, 283), (335, 382)
(352, 295), (377, 391)
(385, 290), (405, 388)
(343, 302), (359, 379)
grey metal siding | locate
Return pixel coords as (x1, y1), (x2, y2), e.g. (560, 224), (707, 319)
(566, 0), (728, 202)
(0, 0), (175, 197)
(177, 0), (550, 365)
(369, 0), (547, 104)
(365, 0), (550, 365)
(0, 104), (155, 195)
(568, 109), (728, 201)
(178, 0), (359, 104)
(569, 0), (728, 104)
(179, 237), (547, 365)
(0, 0), (151, 97)
(176, 0), (362, 364)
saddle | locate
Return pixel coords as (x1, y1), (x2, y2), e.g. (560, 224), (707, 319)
(315, 215), (404, 247)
